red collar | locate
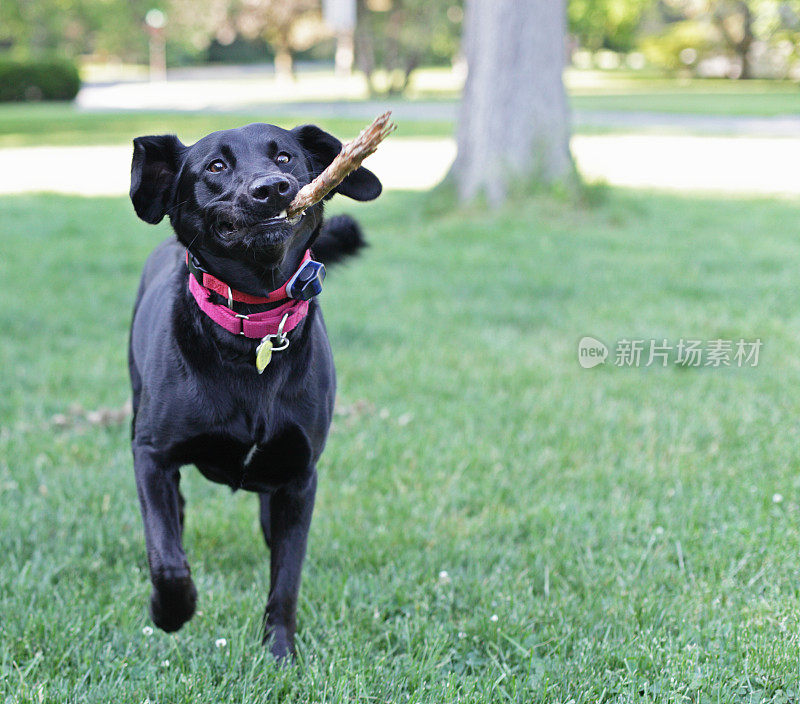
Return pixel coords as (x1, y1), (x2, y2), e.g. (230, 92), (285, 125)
(186, 249), (312, 305)
(186, 250), (313, 340)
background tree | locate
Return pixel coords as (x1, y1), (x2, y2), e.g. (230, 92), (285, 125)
(170, 0), (325, 78)
(568, 0), (653, 52)
(450, 0), (572, 205)
(713, 1), (754, 77)
(164, 0), (233, 62)
(354, 0), (463, 96)
(647, 0), (800, 78)
(232, 0), (325, 79)
(0, 0), (151, 60)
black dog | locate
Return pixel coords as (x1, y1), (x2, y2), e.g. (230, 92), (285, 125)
(128, 122), (381, 658)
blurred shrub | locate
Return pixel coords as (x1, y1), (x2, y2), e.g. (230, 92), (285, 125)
(206, 35), (274, 64)
(0, 59), (81, 102)
(639, 20), (718, 73)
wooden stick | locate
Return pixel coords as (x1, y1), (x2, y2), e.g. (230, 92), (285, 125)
(287, 111), (396, 219)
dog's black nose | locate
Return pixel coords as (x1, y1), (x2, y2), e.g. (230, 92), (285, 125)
(249, 175), (296, 202)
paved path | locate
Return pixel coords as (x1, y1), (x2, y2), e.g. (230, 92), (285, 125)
(77, 78), (800, 137)
(3, 133), (800, 198)
(572, 134), (800, 196)
(0, 139), (455, 196)
(19, 75), (789, 198)
(78, 86), (800, 138)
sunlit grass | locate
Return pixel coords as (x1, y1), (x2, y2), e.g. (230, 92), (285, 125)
(1, 70), (799, 150)
(0, 104), (453, 148)
(2, 188), (800, 701)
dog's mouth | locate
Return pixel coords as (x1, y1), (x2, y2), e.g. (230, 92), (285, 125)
(215, 210), (302, 241)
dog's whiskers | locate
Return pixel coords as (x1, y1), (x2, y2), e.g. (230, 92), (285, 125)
(164, 198), (191, 216)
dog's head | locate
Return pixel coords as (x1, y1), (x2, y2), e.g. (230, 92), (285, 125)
(130, 122), (382, 265)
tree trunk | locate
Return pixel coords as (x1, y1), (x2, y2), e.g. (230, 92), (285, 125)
(715, 1), (754, 80)
(274, 44), (294, 81)
(736, 2), (754, 80)
(450, 0), (572, 205)
(354, 0), (377, 96)
(739, 44), (753, 80)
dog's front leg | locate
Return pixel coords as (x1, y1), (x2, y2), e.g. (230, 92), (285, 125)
(134, 445), (197, 633)
(263, 470), (317, 660)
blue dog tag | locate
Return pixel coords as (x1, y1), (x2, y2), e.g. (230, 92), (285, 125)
(287, 260), (326, 301)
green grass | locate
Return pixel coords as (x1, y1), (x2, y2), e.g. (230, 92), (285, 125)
(0, 104), (453, 148)
(3, 187), (800, 701)
(570, 89), (800, 116)
(2, 75), (800, 149)
(565, 70), (800, 116)
(567, 72), (800, 116)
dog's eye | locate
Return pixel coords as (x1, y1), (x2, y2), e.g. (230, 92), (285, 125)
(276, 152), (291, 165)
(207, 160), (227, 173)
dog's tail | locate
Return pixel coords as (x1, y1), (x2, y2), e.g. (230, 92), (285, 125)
(312, 214), (367, 266)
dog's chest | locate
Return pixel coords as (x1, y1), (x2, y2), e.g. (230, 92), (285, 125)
(190, 441), (293, 492)
(185, 415), (314, 493)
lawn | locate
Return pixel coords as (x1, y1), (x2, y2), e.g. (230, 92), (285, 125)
(3, 187), (800, 702)
(568, 72), (800, 116)
(570, 89), (800, 116)
(2, 74), (800, 149)
(0, 104), (453, 148)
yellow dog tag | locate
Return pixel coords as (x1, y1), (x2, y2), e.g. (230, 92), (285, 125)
(255, 338), (273, 374)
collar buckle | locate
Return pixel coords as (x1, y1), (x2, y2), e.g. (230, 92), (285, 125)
(186, 251), (208, 287)
(235, 311), (249, 335)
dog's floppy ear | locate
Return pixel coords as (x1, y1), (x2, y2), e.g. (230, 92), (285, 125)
(130, 134), (185, 224)
(292, 124), (382, 201)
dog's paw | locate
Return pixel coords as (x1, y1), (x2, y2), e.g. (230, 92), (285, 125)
(263, 624), (295, 662)
(150, 570), (197, 633)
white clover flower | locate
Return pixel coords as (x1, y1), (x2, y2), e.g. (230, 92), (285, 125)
(142, 626), (153, 637)
(215, 638), (227, 648)
(773, 493), (784, 504)
(161, 659), (170, 668)
(438, 570), (451, 584)
(398, 412), (413, 426)
(490, 614), (498, 622)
